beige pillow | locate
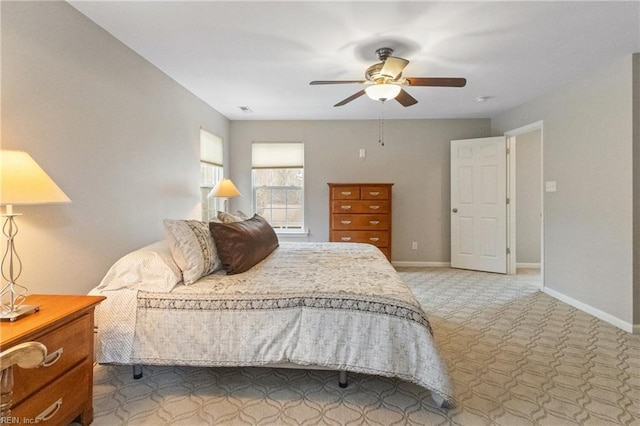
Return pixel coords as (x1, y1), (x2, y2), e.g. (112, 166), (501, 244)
(163, 219), (222, 285)
(217, 210), (249, 223)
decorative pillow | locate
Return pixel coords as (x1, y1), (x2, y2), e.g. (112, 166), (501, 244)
(209, 214), (279, 275)
(217, 210), (249, 223)
(95, 240), (182, 293)
(163, 219), (222, 285)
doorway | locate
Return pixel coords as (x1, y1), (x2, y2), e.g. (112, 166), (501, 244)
(506, 121), (543, 288)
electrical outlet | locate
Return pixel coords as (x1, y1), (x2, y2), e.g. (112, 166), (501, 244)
(412, 242), (418, 250)
(545, 181), (557, 192)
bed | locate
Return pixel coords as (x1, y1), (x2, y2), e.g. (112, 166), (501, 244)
(89, 215), (453, 408)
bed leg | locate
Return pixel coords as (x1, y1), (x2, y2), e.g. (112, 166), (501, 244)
(431, 392), (451, 409)
(338, 370), (348, 388)
(133, 364), (143, 379)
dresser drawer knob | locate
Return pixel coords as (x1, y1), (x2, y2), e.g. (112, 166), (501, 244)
(340, 220), (351, 225)
(36, 398), (62, 422)
(42, 348), (64, 367)
(369, 237), (380, 242)
(369, 205), (380, 210)
(369, 191), (380, 196)
(369, 220), (380, 225)
(341, 205), (352, 210)
(341, 237), (352, 241)
(341, 191), (352, 196)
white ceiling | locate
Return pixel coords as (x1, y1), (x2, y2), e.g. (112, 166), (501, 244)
(68, 1), (639, 121)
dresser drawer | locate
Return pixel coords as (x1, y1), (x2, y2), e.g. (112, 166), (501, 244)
(11, 360), (91, 425)
(360, 186), (390, 200)
(332, 200), (389, 214)
(12, 314), (92, 405)
(331, 186), (361, 200)
(331, 231), (389, 248)
(332, 214), (390, 230)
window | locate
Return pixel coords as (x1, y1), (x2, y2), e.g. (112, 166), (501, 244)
(252, 142), (304, 231)
(200, 129), (224, 221)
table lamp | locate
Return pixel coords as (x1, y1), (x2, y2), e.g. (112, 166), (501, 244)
(0, 150), (71, 321)
(207, 178), (241, 213)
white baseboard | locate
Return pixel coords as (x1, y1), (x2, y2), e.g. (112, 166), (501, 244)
(392, 261), (451, 268)
(543, 287), (635, 333)
(516, 263), (541, 269)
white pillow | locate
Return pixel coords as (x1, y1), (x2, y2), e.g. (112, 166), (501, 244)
(163, 219), (222, 285)
(96, 241), (182, 293)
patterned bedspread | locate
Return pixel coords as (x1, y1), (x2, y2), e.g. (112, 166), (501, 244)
(92, 242), (452, 402)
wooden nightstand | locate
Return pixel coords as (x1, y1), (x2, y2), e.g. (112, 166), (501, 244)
(0, 294), (105, 425)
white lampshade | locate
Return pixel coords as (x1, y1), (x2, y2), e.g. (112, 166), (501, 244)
(208, 179), (241, 198)
(0, 150), (71, 207)
(365, 84), (402, 101)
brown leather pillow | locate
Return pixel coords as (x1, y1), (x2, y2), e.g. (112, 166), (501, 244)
(209, 214), (279, 274)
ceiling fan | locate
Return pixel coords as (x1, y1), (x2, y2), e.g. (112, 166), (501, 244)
(310, 47), (467, 107)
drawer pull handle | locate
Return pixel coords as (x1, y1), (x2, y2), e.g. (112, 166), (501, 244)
(42, 348), (63, 367)
(369, 237), (380, 242)
(341, 191), (352, 196)
(369, 191), (380, 196)
(36, 398), (62, 422)
(341, 220), (352, 225)
(341, 237), (352, 241)
(341, 205), (352, 210)
(369, 220), (380, 225)
(369, 205), (380, 210)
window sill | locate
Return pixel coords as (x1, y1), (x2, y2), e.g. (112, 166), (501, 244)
(275, 229), (309, 238)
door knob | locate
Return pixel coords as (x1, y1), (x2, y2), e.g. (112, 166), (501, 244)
(452, 208), (458, 213)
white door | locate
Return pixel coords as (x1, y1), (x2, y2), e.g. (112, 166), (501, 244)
(451, 136), (507, 273)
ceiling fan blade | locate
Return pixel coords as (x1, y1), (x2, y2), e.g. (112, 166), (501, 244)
(334, 90), (366, 107)
(395, 89), (418, 107)
(381, 57), (409, 79)
(405, 77), (467, 87)
(310, 80), (366, 85)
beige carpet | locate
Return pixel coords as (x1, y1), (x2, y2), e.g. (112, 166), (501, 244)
(91, 268), (639, 425)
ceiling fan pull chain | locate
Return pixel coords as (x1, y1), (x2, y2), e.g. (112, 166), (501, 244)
(379, 101), (385, 146)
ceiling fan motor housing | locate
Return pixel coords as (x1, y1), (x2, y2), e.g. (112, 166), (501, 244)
(366, 63), (400, 83)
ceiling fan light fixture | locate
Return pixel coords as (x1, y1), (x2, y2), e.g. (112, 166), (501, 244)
(365, 84), (401, 102)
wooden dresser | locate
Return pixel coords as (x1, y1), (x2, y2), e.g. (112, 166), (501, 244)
(1, 294), (105, 425)
(328, 183), (393, 260)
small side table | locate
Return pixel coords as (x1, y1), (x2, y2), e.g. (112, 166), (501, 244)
(0, 294), (105, 425)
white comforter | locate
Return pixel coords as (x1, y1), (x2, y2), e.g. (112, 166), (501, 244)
(90, 241), (452, 403)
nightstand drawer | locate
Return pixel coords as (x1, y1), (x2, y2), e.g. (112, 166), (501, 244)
(11, 360), (90, 425)
(332, 214), (390, 230)
(331, 230), (389, 248)
(12, 314), (92, 406)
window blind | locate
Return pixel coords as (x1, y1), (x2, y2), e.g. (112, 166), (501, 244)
(200, 129), (223, 166)
(252, 142), (304, 169)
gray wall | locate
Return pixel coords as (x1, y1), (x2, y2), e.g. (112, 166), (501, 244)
(229, 119), (490, 263)
(634, 53), (640, 326)
(1, 2), (229, 295)
(516, 130), (542, 264)
(492, 54), (637, 328)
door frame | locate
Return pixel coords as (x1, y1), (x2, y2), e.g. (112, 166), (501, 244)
(504, 120), (544, 289)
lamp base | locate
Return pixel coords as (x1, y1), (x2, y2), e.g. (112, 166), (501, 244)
(0, 304), (39, 322)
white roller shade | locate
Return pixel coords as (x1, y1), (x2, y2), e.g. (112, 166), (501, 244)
(252, 142), (304, 169)
(200, 129), (223, 166)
